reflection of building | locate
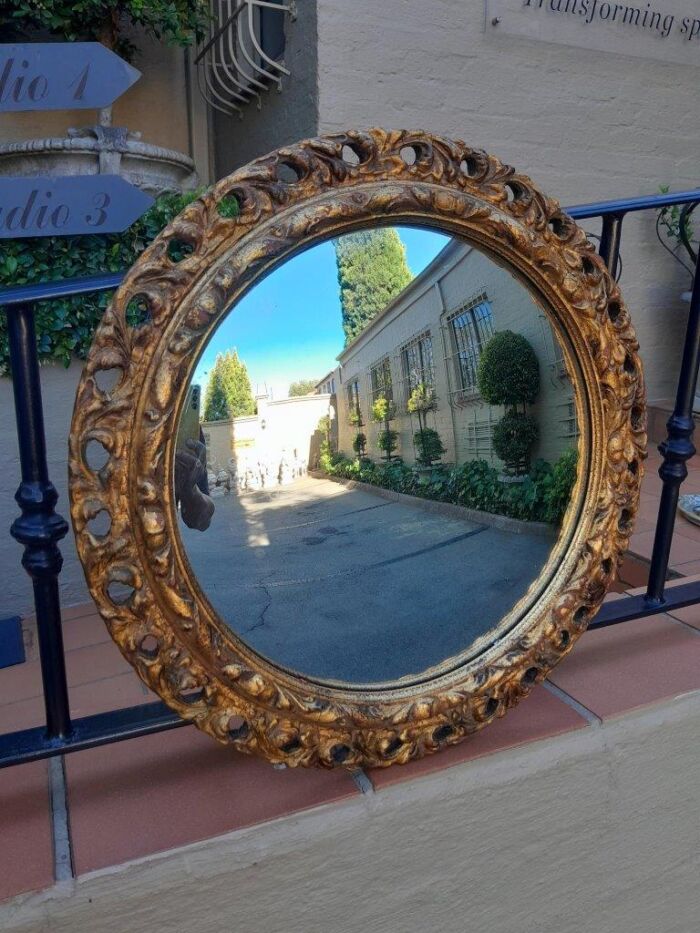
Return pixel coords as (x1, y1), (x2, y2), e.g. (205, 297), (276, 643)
(333, 239), (576, 468)
(201, 389), (332, 476)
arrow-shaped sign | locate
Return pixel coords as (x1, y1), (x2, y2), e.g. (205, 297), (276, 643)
(0, 175), (154, 238)
(0, 43), (140, 112)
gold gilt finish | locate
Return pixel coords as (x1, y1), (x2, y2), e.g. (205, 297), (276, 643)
(68, 129), (645, 769)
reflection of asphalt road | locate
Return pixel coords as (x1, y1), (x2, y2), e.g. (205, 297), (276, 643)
(179, 476), (553, 684)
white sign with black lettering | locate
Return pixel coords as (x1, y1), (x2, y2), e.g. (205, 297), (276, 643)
(486, 0), (700, 65)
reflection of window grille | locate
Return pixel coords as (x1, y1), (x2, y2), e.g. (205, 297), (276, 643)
(557, 395), (579, 439)
(443, 294), (494, 400)
(465, 408), (498, 461)
(370, 357), (393, 405)
(399, 332), (434, 407)
(346, 379), (361, 423)
(538, 314), (568, 376)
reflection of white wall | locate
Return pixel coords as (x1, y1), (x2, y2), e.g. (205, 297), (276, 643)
(335, 239), (575, 468)
(203, 393), (332, 477)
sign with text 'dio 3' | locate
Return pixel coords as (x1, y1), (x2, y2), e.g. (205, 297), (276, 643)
(0, 175), (154, 238)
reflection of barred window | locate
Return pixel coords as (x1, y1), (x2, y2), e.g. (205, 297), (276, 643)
(448, 295), (494, 395)
(465, 408), (498, 461)
(539, 314), (568, 376)
(370, 357), (393, 404)
(400, 332), (434, 405)
(346, 379), (361, 423)
(557, 395), (578, 439)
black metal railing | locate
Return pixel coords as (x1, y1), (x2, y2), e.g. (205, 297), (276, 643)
(1, 188), (699, 769)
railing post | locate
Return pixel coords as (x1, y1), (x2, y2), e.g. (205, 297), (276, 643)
(645, 250), (700, 604)
(6, 302), (72, 740)
(598, 212), (623, 275)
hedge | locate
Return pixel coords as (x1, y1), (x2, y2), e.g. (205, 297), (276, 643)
(0, 191), (205, 376)
(320, 449), (578, 525)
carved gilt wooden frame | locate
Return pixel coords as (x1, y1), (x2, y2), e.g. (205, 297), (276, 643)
(69, 129), (645, 768)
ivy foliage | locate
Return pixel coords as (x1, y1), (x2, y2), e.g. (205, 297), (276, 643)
(0, 1), (210, 61)
(334, 229), (413, 344)
(322, 448), (578, 526)
(477, 330), (540, 407)
(202, 350), (256, 422)
(0, 191), (206, 376)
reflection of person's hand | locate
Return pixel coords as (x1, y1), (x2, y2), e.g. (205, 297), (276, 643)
(175, 441), (215, 532)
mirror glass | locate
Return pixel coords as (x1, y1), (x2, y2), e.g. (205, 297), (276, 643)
(173, 226), (579, 684)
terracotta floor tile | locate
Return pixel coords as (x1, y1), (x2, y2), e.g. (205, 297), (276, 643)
(549, 614), (700, 720)
(627, 529), (700, 568)
(66, 727), (359, 874)
(63, 640), (134, 687)
(0, 658), (44, 706)
(626, 573), (700, 597)
(674, 559), (700, 577)
(0, 761), (54, 902)
(61, 613), (111, 652)
(369, 686), (587, 790)
(69, 671), (153, 720)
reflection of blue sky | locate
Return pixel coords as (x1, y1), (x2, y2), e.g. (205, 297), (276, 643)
(193, 226), (450, 399)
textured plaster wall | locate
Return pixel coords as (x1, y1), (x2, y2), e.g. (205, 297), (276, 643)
(315, 0), (700, 403)
(0, 362), (89, 619)
(213, 0), (319, 176)
(3, 693), (699, 933)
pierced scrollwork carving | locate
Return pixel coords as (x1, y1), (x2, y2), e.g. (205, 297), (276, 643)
(69, 129), (645, 769)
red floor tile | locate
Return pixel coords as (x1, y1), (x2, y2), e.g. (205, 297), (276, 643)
(0, 761), (54, 902)
(369, 685), (587, 790)
(549, 615), (700, 720)
(66, 727), (359, 874)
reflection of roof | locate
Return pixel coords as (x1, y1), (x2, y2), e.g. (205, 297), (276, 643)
(337, 237), (466, 363)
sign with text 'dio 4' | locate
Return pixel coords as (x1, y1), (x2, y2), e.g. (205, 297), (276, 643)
(0, 175), (154, 238)
(0, 43), (140, 112)
(486, 0), (700, 66)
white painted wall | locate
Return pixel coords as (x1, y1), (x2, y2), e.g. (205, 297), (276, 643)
(315, 0), (699, 403)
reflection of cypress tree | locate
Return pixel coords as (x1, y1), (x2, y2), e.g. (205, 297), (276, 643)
(203, 350), (256, 421)
(335, 229), (413, 344)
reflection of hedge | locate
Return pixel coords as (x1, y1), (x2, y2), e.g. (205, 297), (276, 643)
(492, 411), (539, 469)
(477, 330), (540, 407)
(321, 449), (578, 525)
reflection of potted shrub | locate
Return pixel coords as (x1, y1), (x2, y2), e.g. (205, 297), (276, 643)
(372, 394), (398, 461)
(352, 432), (367, 458)
(407, 382), (445, 467)
(413, 427), (446, 467)
(656, 187), (697, 301)
(477, 331), (540, 476)
(0, 1), (209, 193)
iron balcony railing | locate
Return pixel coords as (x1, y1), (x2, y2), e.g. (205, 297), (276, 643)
(0, 187), (699, 769)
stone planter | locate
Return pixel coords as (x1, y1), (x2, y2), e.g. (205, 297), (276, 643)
(0, 125), (198, 196)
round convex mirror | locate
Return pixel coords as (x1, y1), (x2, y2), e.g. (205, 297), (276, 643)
(173, 226), (580, 685)
(70, 130), (644, 768)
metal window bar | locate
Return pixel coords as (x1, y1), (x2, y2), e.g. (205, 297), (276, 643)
(444, 294), (495, 398)
(1, 187), (700, 769)
(369, 356), (394, 407)
(399, 331), (435, 409)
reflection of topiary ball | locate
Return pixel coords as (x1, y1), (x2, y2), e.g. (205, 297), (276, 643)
(492, 411), (538, 471)
(477, 331), (540, 406)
